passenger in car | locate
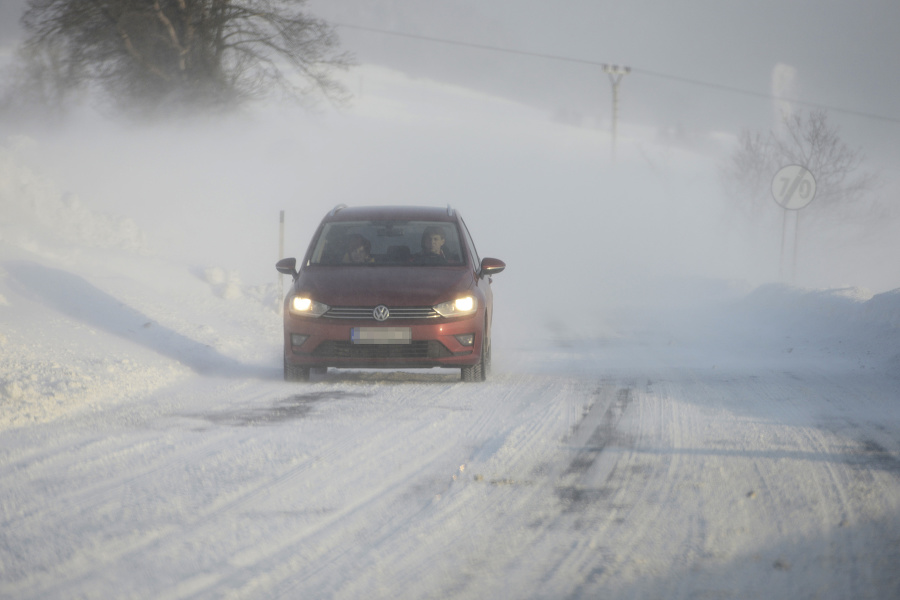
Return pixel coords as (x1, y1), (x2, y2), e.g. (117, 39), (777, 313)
(342, 234), (374, 264)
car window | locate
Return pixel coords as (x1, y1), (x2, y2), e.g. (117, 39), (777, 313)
(459, 217), (481, 268)
(309, 221), (466, 266)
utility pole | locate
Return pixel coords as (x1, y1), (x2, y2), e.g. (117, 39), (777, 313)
(603, 64), (630, 162)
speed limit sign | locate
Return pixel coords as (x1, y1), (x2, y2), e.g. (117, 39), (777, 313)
(772, 165), (817, 210)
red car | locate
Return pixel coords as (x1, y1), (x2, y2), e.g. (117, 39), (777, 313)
(276, 205), (505, 382)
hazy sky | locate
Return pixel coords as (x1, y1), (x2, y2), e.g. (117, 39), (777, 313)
(1, 1), (897, 295)
(307, 0), (900, 161)
(0, 2), (22, 39)
(2, 1), (897, 151)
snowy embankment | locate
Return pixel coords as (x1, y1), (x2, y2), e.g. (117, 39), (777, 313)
(1, 132), (898, 429)
(0, 139), (283, 428)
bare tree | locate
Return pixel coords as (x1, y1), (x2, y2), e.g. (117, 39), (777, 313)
(722, 109), (877, 217)
(0, 36), (82, 120)
(12, 0), (352, 114)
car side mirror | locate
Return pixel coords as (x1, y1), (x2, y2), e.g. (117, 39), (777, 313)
(276, 257), (298, 279)
(480, 257), (506, 277)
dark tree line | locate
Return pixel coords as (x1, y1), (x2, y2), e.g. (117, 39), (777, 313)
(5, 0), (351, 115)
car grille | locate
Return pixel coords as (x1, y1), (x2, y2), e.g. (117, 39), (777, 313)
(323, 306), (440, 320)
(312, 341), (452, 360)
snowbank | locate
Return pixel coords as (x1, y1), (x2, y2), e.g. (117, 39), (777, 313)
(0, 138), (282, 429)
(0, 137), (148, 258)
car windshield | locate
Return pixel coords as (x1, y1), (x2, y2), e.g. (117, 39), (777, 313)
(309, 220), (465, 266)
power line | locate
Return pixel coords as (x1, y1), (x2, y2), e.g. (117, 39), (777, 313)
(630, 68), (900, 125)
(334, 22), (900, 126)
(335, 22), (609, 67)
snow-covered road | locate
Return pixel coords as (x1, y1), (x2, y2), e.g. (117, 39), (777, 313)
(3, 337), (900, 599)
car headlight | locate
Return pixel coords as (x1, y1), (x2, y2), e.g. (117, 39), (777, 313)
(434, 296), (477, 317)
(289, 296), (330, 317)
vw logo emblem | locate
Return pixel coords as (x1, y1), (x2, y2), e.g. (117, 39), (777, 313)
(373, 305), (390, 321)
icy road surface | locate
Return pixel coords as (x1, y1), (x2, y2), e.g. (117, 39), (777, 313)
(3, 340), (900, 599)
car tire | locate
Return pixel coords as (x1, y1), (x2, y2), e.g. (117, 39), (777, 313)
(460, 362), (480, 382)
(284, 358), (310, 382)
(461, 327), (489, 382)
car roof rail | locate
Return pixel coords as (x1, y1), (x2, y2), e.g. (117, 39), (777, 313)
(329, 204), (347, 216)
(446, 204), (455, 216)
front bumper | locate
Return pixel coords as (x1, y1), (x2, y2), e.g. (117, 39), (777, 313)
(283, 314), (482, 369)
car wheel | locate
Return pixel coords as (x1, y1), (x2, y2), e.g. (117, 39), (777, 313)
(461, 327), (489, 382)
(284, 357), (310, 382)
(460, 362), (480, 382)
(483, 333), (492, 379)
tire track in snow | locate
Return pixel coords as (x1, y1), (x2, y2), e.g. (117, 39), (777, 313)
(229, 371), (576, 599)
(0, 417), (241, 591)
(337, 377), (637, 600)
(141, 373), (508, 599)
(348, 374), (593, 600)
(587, 372), (714, 595)
(4, 376), (381, 597)
(5, 379), (296, 598)
(497, 377), (661, 598)
(11, 363), (900, 599)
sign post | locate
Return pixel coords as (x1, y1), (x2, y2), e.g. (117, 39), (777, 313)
(278, 210), (285, 311)
(771, 165), (816, 282)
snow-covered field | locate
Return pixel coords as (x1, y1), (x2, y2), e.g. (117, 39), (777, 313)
(2, 66), (900, 599)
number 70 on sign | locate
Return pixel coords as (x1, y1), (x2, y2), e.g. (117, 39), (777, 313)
(772, 165), (817, 210)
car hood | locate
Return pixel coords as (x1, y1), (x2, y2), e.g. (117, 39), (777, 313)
(295, 266), (474, 307)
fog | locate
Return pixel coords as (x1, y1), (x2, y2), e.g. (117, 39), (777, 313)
(2, 1), (898, 342)
(306, 0), (900, 162)
(5, 6), (900, 596)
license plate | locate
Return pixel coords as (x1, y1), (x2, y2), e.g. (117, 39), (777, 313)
(351, 327), (412, 345)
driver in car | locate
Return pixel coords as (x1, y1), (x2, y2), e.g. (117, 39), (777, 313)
(416, 226), (449, 264)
